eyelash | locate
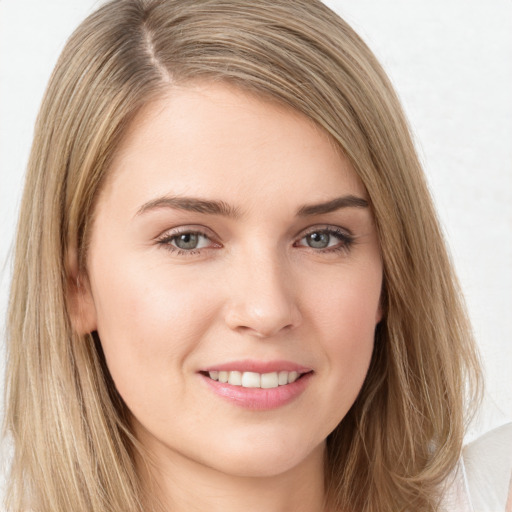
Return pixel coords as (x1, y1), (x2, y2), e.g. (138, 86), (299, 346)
(155, 226), (355, 257)
(155, 227), (218, 256)
(294, 227), (355, 255)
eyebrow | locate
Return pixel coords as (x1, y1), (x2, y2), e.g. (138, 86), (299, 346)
(136, 196), (241, 218)
(296, 195), (369, 216)
(135, 194), (369, 218)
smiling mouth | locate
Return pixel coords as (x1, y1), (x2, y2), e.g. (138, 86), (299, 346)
(200, 370), (311, 389)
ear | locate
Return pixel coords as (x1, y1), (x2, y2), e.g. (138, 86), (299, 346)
(66, 247), (97, 335)
(375, 285), (386, 325)
(375, 302), (383, 324)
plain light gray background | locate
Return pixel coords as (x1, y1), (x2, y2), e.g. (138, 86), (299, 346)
(1, 0), (511, 472)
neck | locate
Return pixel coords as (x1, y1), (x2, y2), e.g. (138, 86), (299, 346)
(138, 441), (327, 512)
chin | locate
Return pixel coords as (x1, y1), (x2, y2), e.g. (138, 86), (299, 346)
(199, 432), (325, 479)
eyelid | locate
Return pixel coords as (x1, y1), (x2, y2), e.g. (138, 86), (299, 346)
(154, 224), (219, 241)
(295, 224), (354, 239)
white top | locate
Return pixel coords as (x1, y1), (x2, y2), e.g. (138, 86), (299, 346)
(442, 422), (512, 511)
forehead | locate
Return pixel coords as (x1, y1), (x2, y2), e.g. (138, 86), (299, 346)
(101, 82), (366, 214)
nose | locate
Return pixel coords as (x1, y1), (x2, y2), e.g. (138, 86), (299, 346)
(223, 249), (302, 338)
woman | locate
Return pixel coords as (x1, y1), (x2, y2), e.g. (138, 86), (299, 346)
(3, 0), (486, 510)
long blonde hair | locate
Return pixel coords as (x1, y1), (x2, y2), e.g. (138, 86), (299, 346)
(4, 1), (481, 510)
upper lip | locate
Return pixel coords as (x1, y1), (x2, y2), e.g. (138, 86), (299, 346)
(200, 359), (313, 374)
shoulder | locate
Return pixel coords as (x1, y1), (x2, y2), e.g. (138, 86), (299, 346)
(462, 422), (512, 511)
(442, 422), (512, 512)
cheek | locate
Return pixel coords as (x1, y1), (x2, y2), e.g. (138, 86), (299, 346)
(309, 260), (381, 342)
(321, 298), (376, 384)
(93, 250), (211, 335)
(306, 265), (381, 421)
(88, 253), (217, 402)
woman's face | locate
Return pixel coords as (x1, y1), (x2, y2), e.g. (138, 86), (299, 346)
(77, 83), (383, 478)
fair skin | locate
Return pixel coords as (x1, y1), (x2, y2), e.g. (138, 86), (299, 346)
(74, 82), (383, 512)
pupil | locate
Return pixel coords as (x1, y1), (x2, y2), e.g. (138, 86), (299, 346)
(307, 232), (329, 248)
(176, 233), (198, 250)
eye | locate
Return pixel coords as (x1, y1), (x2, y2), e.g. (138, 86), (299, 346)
(304, 231), (332, 249)
(294, 227), (354, 253)
(156, 228), (220, 253)
(173, 232), (209, 250)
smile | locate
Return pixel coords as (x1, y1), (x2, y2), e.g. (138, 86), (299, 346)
(199, 363), (314, 410)
(206, 370), (305, 388)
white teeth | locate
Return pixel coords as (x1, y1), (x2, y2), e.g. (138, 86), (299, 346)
(228, 371), (242, 386)
(207, 370), (305, 388)
(261, 372), (279, 389)
(242, 371), (261, 388)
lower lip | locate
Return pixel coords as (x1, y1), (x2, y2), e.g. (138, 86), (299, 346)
(199, 372), (313, 410)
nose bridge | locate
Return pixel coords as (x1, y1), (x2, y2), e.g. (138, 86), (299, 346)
(224, 242), (301, 337)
